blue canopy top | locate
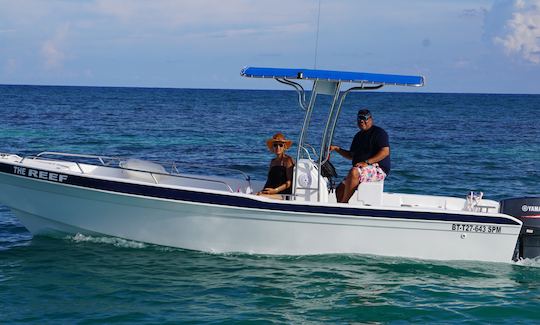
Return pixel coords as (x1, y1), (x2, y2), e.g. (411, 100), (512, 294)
(241, 67), (424, 87)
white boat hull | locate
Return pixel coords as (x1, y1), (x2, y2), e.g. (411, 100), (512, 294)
(0, 168), (521, 263)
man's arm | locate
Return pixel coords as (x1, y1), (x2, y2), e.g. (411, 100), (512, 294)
(329, 145), (353, 160)
(355, 147), (389, 167)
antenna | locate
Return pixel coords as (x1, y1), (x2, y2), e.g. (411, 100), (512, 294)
(314, 0), (321, 69)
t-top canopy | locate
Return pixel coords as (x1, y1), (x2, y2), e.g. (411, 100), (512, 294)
(241, 67), (424, 87)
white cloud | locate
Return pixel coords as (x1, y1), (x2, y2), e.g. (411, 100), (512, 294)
(460, 8), (487, 18)
(84, 69), (94, 78)
(41, 24), (70, 69)
(492, 0), (540, 64)
(4, 58), (17, 74)
(454, 58), (473, 68)
(92, 0), (315, 29)
(190, 23), (311, 39)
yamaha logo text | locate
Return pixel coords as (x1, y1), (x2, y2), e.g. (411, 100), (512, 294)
(13, 166), (68, 183)
(522, 205), (540, 213)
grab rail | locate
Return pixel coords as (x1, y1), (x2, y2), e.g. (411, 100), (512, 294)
(25, 151), (250, 193)
(36, 151), (120, 164)
(29, 152), (121, 174)
(170, 161), (251, 183)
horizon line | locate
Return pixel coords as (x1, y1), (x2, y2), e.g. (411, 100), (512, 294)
(1, 83), (539, 96)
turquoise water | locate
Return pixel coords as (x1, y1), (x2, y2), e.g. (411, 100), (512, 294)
(1, 85), (539, 323)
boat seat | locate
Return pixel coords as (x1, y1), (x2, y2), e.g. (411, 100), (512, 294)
(295, 158), (329, 202)
(119, 159), (168, 184)
(349, 180), (384, 206)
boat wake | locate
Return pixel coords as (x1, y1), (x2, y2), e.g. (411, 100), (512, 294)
(67, 233), (147, 249)
(513, 257), (540, 268)
(59, 234), (540, 267)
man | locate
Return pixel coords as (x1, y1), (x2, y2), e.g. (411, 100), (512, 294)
(330, 109), (390, 203)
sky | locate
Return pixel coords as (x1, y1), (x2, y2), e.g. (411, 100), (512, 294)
(1, 0), (540, 94)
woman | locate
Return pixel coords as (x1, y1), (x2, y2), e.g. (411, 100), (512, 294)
(257, 132), (295, 199)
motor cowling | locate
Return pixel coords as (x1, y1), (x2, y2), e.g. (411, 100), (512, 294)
(500, 197), (540, 260)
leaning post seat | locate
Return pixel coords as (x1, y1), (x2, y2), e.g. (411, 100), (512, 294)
(349, 180), (384, 206)
(294, 158), (329, 202)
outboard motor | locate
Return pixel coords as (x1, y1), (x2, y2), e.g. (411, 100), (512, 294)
(500, 197), (540, 260)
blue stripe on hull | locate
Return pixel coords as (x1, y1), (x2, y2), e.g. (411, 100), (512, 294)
(0, 162), (519, 226)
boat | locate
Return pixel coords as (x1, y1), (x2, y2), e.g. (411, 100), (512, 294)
(1, 67), (538, 263)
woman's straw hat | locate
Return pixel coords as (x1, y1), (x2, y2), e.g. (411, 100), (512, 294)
(266, 132), (293, 151)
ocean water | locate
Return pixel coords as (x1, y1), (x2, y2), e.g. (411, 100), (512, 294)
(0, 85), (539, 323)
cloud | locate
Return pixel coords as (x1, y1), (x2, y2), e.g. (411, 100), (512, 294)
(92, 0), (315, 29)
(41, 24), (70, 69)
(454, 58), (473, 69)
(460, 8), (487, 18)
(489, 0), (540, 64)
(193, 23), (311, 39)
(4, 58), (17, 74)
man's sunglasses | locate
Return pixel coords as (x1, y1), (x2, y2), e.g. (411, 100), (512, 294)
(273, 143), (284, 148)
(357, 116), (370, 122)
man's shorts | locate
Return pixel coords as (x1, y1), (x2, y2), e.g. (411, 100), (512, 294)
(356, 163), (386, 183)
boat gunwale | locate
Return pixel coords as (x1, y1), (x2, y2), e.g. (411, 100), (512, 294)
(0, 160), (522, 227)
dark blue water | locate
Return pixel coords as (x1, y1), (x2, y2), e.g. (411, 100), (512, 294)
(1, 85), (539, 323)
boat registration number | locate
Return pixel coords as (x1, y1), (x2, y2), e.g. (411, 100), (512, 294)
(451, 224), (501, 233)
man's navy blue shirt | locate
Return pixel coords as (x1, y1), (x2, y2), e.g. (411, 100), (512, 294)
(349, 125), (391, 175)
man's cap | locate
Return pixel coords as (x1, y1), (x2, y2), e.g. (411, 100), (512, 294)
(357, 109), (372, 121)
